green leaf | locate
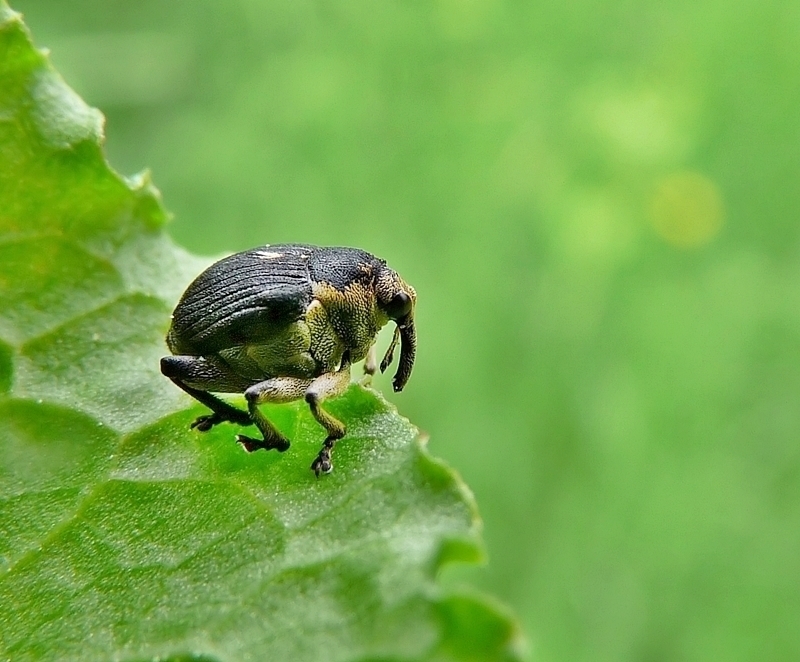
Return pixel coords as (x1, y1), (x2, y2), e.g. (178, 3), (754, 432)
(0, 5), (524, 661)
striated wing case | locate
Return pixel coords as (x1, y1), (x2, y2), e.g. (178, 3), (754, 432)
(167, 244), (315, 355)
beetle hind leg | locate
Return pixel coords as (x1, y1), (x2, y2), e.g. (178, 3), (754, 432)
(160, 355), (252, 430)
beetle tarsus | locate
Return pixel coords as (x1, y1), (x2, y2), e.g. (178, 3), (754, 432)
(311, 437), (337, 477)
(190, 413), (224, 432)
(236, 434), (290, 453)
(190, 410), (251, 432)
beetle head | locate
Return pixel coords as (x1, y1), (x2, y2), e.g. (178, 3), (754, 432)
(376, 267), (417, 392)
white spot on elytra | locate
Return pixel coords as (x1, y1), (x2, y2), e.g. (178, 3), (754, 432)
(255, 250), (284, 259)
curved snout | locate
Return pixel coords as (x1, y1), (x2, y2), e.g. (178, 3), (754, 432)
(392, 314), (416, 392)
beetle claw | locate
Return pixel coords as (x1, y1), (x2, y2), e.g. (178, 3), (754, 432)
(311, 452), (333, 477)
(311, 437), (337, 477)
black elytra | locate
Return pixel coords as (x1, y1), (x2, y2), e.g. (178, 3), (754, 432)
(161, 244), (417, 477)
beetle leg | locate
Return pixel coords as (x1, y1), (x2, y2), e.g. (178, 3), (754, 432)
(306, 362), (352, 476)
(380, 325), (401, 374)
(238, 377), (313, 453)
(160, 355), (251, 429)
(360, 343), (377, 385)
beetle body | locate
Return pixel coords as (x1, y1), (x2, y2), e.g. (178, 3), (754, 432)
(161, 244), (416, 475)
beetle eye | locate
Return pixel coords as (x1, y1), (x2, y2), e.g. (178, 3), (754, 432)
(385, 291), (412, 319)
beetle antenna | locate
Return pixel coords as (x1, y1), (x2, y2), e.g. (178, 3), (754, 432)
(380, 325), (401, 373)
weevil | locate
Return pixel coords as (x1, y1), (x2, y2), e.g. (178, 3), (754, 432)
(160, 244), (416, 476)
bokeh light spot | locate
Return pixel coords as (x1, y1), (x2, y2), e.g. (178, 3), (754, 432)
(648, 171), (724, 248)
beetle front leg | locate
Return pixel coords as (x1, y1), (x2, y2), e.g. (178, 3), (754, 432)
(306, 363), (352, 476)
(360, 343), (377, 386)
(238, 377), (313, 453)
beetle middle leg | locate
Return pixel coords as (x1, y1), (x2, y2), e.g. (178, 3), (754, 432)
(306, 361), (352, 477)
(237, 377), (313, 453)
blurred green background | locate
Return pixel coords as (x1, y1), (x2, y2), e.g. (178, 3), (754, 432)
(14, 1), (800, 660)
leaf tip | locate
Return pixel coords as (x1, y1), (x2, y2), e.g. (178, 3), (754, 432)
(436, 592), (530, 662)
(127, 169), (172, 229)
(30, 68), (105, 150)
(0, 2), (20, 27)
